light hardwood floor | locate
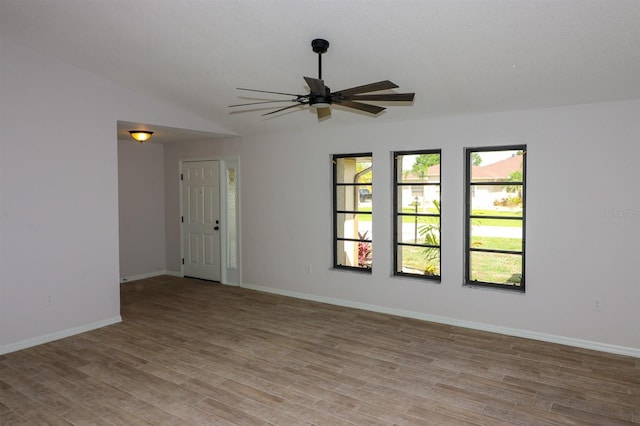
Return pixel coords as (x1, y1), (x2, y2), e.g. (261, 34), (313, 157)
(1, 275), (638, 425)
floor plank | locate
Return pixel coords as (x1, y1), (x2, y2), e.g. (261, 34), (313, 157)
(1, 275), (638, 425)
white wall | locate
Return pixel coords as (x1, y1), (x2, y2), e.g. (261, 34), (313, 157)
(238, 100), (640, 355)
(118, 140), (166, 280)
(0, 36), (234, 353)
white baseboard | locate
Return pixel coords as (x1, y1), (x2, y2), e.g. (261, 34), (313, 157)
(120, 270), (182, 283)
(0, 316), (122, 355)
(240, 283), (640, 358)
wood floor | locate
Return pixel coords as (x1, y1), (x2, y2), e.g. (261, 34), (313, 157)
(1, 276), (639, 425)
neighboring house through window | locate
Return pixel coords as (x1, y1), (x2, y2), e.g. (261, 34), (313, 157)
(393, 150), (441, 279)
(333, 153), (373, 271)
(465, 146), (526, 290)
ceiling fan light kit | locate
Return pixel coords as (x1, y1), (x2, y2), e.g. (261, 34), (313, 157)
(230, 39), (415, 120)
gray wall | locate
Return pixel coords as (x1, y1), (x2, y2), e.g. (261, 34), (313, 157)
(237, 101), (640, 354)
(4, 32), (638, 356)
(0, 36), (232, 353)
(117, 140), (166, 279)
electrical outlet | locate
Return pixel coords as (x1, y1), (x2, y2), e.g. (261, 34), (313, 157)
(592, 297), (602, 311)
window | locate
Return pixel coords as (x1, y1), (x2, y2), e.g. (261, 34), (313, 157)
(226, 167), (237, 269)
(333, 153), (373, 271)
(465, 146), (526, 290)
(393, 150), (441, 279)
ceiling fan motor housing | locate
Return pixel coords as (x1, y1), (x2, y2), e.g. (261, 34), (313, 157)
(310, 95), (332, 107)
(310, 85), (332, 107)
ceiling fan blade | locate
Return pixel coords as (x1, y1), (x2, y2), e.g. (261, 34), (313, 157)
(303, 76), (326, 95)
(336, 100), (386, 115)
(237, 87), (304, 97)
(316, 107), (331, 120)
(334, 80), (399, 96)
(262, 102), (307, 116)
(348, 93), (415, 102)
(229, 100), (298, 107)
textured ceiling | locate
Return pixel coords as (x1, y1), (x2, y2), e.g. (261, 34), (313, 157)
(2, 0), (640, 138)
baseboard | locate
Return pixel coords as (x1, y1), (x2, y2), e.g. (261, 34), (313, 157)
(0, 316), (122, 355)
(120, 270), (182, 283)
(240, 283), (640, 358)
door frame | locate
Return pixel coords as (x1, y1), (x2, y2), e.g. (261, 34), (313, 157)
(179, 156), (240, 285)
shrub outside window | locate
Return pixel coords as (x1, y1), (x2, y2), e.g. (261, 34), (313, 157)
(393, 150), (441, 279)
(465, 146), (526, 291)
(333, 153), (373, 271)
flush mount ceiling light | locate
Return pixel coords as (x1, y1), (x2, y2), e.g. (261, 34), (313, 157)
(129, 130), (153, 143)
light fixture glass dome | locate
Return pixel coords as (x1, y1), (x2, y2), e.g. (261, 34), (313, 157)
(129, 130), (153, 143)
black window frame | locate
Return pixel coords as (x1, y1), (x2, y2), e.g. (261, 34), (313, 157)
(332, 153), (373, 273)
(464, 145), (526, 291)
(393, 149), (441, 280)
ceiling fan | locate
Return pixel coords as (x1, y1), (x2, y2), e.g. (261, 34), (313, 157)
(229, 39), (415, 120)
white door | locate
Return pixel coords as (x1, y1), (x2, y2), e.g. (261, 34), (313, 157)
(182, 161), (221, 281)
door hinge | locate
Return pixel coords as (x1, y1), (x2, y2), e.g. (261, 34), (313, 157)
(182, 258), (185, 265)
(181, 216), (184, 223)
(180, 173), (183, 181)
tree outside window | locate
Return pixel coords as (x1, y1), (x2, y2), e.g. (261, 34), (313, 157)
(393, 150), (441, 279)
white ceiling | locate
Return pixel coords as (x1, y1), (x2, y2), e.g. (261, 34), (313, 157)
(2, 0), (640, 139)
